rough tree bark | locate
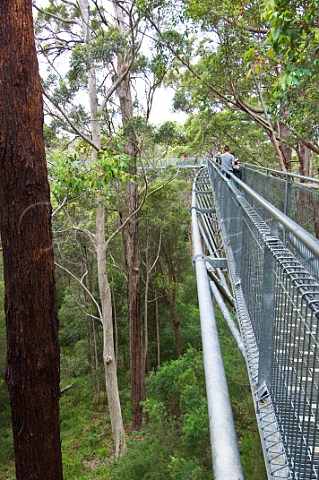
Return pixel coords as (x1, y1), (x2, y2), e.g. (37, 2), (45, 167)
(113, 0), (145, 430)
(296, 143), (311, 178)
(0, 1), (63, 479)
(125, 178), (144, 429)
(278, 121), (292, 170)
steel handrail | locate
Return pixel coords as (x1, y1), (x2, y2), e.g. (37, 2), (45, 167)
(210, 160), (319, 259)
(243, 163), (319, 185)
(191, 173), (244, 480)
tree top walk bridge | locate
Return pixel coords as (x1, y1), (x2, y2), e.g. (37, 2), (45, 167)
(191, 160), (319, 479)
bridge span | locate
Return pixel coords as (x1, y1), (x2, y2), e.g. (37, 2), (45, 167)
(192, 160), (319, 480)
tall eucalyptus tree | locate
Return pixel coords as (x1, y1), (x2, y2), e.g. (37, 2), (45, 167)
(34, 0), (130, 454)
(0, 0), (63, 477)
(78, 0), (126, 455)
(112, 0), (145, 430)
(34, 0), (163, 435)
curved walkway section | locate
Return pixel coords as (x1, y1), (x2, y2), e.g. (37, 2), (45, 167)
(192, 162), (319, 480)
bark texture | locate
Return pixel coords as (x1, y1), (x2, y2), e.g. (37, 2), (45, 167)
(0, 1), (63, 478)
(126, 178), (144, 429)
(113, 0), (145, 430)
(278, 120), (292, 170)
(297, 143), (311, 178)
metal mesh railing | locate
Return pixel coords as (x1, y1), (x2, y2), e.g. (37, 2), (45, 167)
(202, 161), (319, 479)
(242, 166), (319, 279)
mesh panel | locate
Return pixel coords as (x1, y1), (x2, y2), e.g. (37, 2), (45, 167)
(206, 161), (319, 479)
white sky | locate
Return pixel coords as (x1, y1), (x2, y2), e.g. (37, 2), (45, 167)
(149, 87), (187, 125)
(34, 1), (188, 126)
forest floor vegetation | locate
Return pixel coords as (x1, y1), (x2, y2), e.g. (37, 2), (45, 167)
(0, 310), (267, 479)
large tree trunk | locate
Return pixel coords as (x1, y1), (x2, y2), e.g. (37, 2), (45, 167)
(113, 0), (145, 430)
(296, 143), (311, 178)
(278, 120), (292, 171)
(126, 178), (144, 429)
(0, 1), (63, 478)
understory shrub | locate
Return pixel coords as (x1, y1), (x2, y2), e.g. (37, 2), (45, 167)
(110, 348), (212, 480)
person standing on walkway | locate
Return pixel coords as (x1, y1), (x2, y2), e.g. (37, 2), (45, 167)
(231, 157), (242, 188)
(219, 145), (235, 179)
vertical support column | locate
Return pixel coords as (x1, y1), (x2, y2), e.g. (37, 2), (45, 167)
(284, 175), (292, 218)
(284, 176), (292, 245)
(234, 197), (244, 279)
(258, 241), (276, 386)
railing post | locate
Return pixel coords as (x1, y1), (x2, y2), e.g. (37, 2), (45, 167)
(258, 239), (276, 386)
(233, 196), (244, 279)
(284, 175), (291, 218)
(284, 176), (292, 244)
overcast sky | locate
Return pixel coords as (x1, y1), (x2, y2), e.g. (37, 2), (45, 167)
(34, 2), (187, 126)
(149, 88), (187, 125)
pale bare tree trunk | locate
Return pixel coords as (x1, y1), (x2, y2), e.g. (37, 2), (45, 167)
(79, 0), (126, 455)
(96, 205), (126, 456)
(83, 260), (101, 393)
(91, 316), (101, 393)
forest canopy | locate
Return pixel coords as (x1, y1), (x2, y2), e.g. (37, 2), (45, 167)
(1, 0), (318, 478)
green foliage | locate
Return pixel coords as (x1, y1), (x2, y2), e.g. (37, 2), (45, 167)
(110, 333), (266, 479)
(139, 173), (201, 363)
(59, 375), (114, 479)
(68, 45), (90, 86)
(49, 147), (130, 198)
(0, 315), (267, 479)
(147, 347), (206, 415)
(110, 348), (211, 479)
(111, 401), (179, 479)
(57, 283), (103, 380)
(264, 0), (317, 78)
(168, 109), (275, 164)
(59, 291), (87, 347)
(154, 121), (181, 146)
(262, 0), (319, 140)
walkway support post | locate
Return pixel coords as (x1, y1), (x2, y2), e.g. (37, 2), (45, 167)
(191, 179), (244, 480)
(258, 241), (276, 386)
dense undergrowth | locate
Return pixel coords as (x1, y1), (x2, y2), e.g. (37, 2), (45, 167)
(0, 308), (267, 480)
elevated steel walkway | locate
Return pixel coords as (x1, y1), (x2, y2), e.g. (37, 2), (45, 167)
(192, 161), (319, 479)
